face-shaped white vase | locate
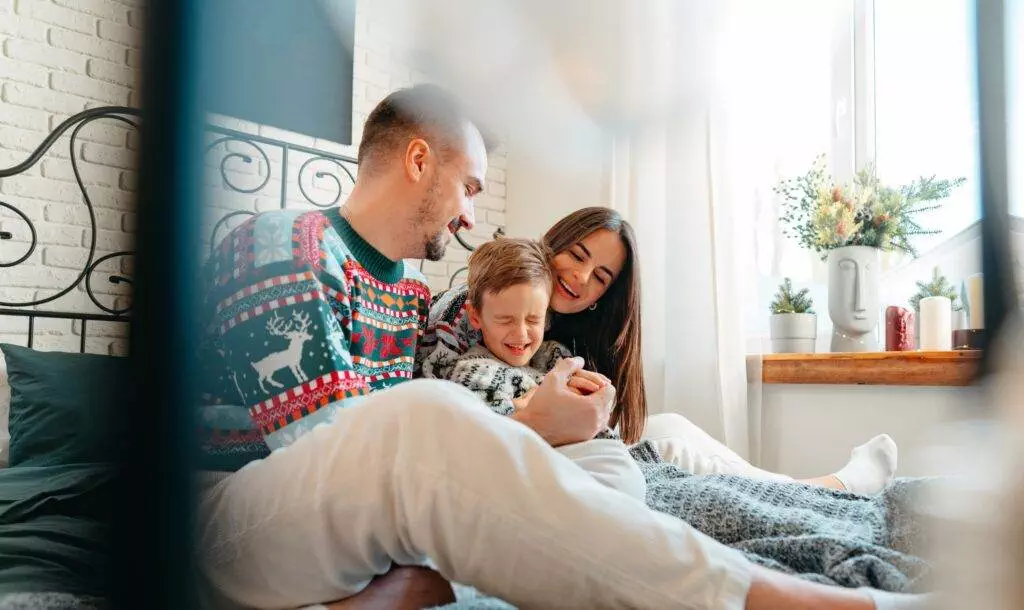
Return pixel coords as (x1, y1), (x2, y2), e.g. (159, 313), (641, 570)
(827, 245), (880, 352)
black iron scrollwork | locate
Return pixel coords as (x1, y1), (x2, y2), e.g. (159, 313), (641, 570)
(447, 227), (505, 288)
(0, 200), (36, 268)
(84, 251), (133, 316)
(297, 155), (356, 208)
(205, 136), (272, 194)
(0, 106), (140, 312)
(1, 105), (491, 318)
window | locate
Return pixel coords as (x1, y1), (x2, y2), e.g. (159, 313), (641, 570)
(1011, 0), (1024, 218)
(870, 0), (980, 255)
(749, 0), (988, 351)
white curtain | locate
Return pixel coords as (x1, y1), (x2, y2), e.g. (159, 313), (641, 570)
(613, 106), (760, 460)
(612, 1), (846, 461)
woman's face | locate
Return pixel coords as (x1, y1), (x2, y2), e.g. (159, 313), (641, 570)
(549, 228), (627, 314)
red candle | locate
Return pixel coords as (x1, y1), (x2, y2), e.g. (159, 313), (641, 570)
(885, 306), (915, 351)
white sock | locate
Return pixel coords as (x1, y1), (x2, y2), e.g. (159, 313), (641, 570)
(834, 434), (898, 495)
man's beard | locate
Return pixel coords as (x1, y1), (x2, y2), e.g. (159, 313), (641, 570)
(415, 172), (448, 261)
(424, 228), (447, 261)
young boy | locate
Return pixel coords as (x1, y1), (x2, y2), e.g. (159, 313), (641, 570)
(447, 237), (646, 501)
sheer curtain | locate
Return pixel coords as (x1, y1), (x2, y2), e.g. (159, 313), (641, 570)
(613, 0), (845, 461)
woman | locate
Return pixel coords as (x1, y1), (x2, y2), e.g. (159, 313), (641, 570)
(419, 207), (896, 495)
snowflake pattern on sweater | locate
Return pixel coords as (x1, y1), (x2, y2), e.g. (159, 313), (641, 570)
(417, 284), (479, 381)
(199, 208), (431, 450)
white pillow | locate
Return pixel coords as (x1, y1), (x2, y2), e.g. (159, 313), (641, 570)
(0, 349), (9, 467)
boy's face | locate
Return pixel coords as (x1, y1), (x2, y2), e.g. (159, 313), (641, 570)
(467, 282), (550, 367)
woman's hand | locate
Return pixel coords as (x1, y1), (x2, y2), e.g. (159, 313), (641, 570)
(567, 369), (610, 396)
(573, 369), (611, 389)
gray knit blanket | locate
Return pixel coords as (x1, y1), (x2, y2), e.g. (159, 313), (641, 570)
(630, 442), (931, 590)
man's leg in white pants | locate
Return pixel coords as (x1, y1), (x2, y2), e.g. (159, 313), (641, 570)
(198, 380), (752, 610)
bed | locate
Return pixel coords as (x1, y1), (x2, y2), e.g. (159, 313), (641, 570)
(0, 106), (939, 610)
(0, 105), (476, 609)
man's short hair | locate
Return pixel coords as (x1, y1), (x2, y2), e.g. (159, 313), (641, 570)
(358, 84), (495, 171)
(467, 238), (553, 311)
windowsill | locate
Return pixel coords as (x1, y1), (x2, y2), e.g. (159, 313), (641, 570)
(760, 351), (982, 386)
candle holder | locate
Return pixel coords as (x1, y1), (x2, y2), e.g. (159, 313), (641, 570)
(952, 329), (986, 351)
(885, 306), (915, 351)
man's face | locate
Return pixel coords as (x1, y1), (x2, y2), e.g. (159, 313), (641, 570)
(413, 123), (488, 261)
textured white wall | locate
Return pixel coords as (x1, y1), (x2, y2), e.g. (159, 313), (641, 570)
(759, 383), (980, 478)
(0, 0), (507, 355)
(0, 0), (143, 354)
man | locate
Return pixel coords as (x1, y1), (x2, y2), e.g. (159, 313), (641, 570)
(197, 84), (897, 609)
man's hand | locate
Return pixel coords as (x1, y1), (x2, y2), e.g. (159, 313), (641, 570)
(511, 357), (615, 446)
(511, 386), (538, 410)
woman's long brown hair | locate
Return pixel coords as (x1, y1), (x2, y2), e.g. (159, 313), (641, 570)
(542, 207), (646, 444)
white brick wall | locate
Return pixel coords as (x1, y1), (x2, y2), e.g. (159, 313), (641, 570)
(0, 0), (142, 355)
(0, 0), (506, 355)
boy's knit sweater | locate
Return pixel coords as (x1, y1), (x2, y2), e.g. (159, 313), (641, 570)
(199, 208), (431, 450)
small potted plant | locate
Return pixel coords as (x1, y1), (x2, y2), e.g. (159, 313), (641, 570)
(909, 266), (961, 313)
(769, 278), (817, 353)
(908, 266), (964, 349)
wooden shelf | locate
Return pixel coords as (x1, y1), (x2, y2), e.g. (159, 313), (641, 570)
(761, 350), (982, 386)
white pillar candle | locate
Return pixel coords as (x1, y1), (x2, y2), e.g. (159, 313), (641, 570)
(919, 296), (953, 351)
(966, 273), (984, 330)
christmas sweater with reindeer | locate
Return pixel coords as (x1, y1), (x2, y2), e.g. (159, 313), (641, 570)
(199, 208), (430, 450)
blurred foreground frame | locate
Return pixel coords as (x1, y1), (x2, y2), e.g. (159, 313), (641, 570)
(112, 0), (203, 608)
(975, 0), (1018, 380)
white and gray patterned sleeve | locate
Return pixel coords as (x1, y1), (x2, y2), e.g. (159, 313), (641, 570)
(417, 284), (482, 380)
(448, 351), (538, 417)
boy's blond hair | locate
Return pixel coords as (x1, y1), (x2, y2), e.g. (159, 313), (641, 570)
(466, 238), (553, 310)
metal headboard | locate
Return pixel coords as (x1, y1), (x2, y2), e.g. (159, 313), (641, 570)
(0, 105), (492, 351)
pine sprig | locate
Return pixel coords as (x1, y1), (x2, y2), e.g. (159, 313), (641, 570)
(909, 266), (962, 311)
(774, 156), (965, 259)
(770, 277), (815, 314)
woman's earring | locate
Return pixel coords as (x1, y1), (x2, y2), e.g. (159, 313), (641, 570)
(589, 302), (598, 311)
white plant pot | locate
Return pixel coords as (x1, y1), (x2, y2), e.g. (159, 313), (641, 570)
(827, 246), (880, 352)
(770, 313), (817, 354)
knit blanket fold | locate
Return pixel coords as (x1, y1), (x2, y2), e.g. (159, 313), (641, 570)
(432, 444), (933, 609)
(630, 441), (931, 592)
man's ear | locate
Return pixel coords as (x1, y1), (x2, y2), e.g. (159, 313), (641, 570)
(466, 302), (483, 330)
(404, 138), (431, 182)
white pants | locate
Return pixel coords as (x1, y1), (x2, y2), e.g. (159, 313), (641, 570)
(197, 380), (751, 610)
(558, 438), (647, 501)
(642, 413), (792, 482)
